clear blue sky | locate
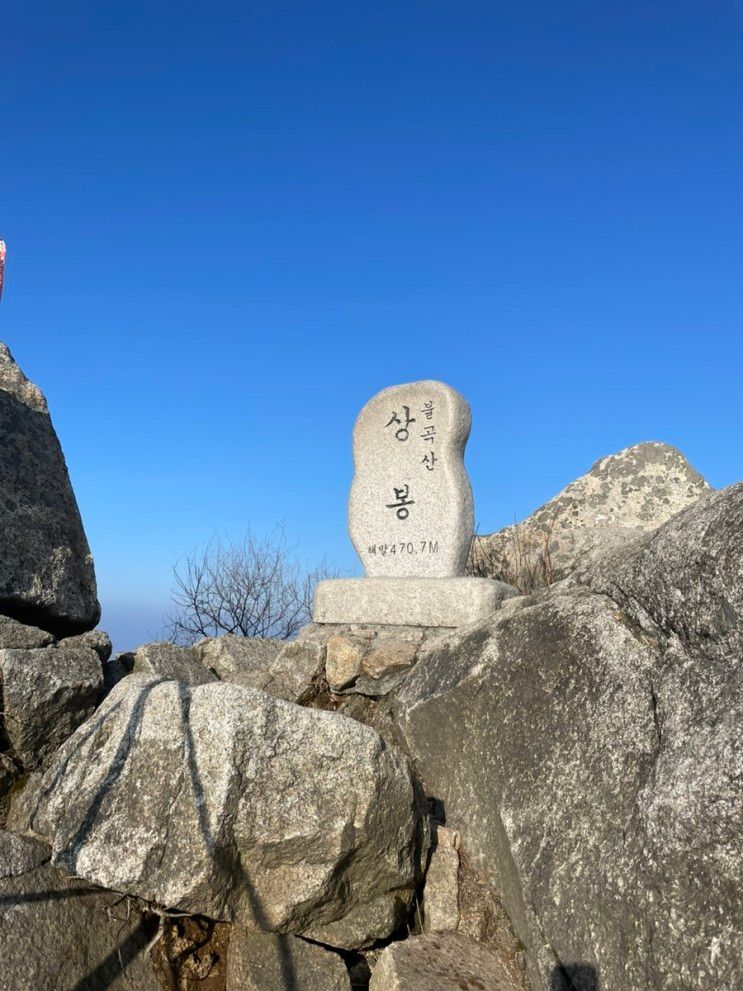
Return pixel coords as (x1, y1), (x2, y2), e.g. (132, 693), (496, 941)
(1, 2), (741, 651)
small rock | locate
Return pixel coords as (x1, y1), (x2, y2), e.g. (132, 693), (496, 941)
(326, 635), (365, 690)
(0, 645), (102, 769)
(362, 640), (417, 680)
(266, 634), (325, 700)
(226, 930), (351, 990)
(122, 640), (217, 685)
(369, 932), (517, 990)
(423, 825), (460, 933)
(193, 634), (318, 702)
(194, 634), (283, 680)
(59, 628), (112, 662)
(0, 614), (54, 650)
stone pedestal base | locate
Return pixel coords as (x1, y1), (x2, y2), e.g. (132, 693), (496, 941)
(312, 577), (516, 628)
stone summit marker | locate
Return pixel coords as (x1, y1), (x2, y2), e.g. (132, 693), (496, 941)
(313, 380), (514, 626)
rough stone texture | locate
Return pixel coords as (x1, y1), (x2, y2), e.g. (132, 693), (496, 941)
(0, 754), (18, 827)
(369, 932), (518, 991)
(122, 640), (218, 685)
(226, 930), (351, 991)
(314, 576), (517, 627)
(4, 771), (43, 834)
(423, 825), (460, 933)
(393, 483), (743, 990)
(194, 634), (283, 680)
(350, 380), (474, 578)
(290, 623), (445, 700)
(191, 633), (318, 702)
(59, 628), (112, 662)
(362, 639), (418, 680)
(326, 634), (366, 691)
(265, 634), (326, 700)
(473, 441), (710, 585)
(0, 342), (100, 636)
(0, 645), (102, 769)
(573, 482), (742, 663)
(0, 830), (160, 991)
(0, 614), (54, 650)
(32, 675), (428, 949)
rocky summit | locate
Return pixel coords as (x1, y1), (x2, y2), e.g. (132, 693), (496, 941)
(470, 441), (710, 588)
(0, 357), (739, 990)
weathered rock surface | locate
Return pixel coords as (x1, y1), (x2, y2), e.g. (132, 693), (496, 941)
(59, 628), (112, 662)
(423, 824), (460, 933)
(369, 932), (517, 990)
(113, 635), (318, 701)
(295, 624), (454, 700)
(325, 628), (425, 696)
(4, 770), (43, 834)
(32, 675), (428, 949)
(393, 483), (742, 991)
(0, 645), (102, 769)
(0, 830), (160, 991)
(574, 481), (742, 662)
(121, 640), (218, 686)
(472, 441), (710, 586)
(226, 930), (351, 990)
(0, 342), (100, 635)
(194, 634), (283, 680)
(0, 614), (54, 650)
(326, 633), (367, 691)
(194, 633), (318, 701)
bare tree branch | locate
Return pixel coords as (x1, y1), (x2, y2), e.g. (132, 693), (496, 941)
(165, 529), (337, 644)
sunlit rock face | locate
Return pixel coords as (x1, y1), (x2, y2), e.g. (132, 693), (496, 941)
(472, 441), (710, 587)
(394, 484), (743, 991)
(32, 676), (429, 950)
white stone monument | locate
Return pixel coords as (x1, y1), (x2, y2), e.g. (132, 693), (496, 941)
(313, 380), (513, 627)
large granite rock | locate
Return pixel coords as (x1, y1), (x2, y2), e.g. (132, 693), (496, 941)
(369, 932), (518, 991)
(226, 930), (351, 991)
(0, 830), (160, 991)
(393, 483), (742, 990)
(0, 343), (100, 635)
(472, 442), (710, 587)
(31, 675), (428, 949)
(0, 645), (102, 769)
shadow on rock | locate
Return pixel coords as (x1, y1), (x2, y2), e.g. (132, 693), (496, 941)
(550, 963), (598, 990)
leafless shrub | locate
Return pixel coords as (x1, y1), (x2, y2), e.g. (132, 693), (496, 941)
(468, 518), (556, 594)
(165, 529), (337, 644)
